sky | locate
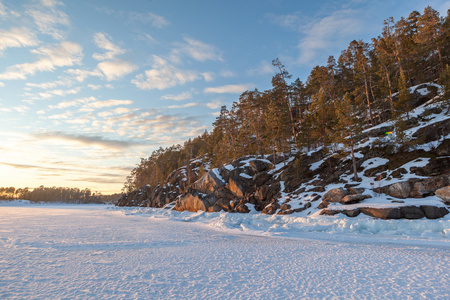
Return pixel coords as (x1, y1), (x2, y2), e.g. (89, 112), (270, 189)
(0, 0), (448, 194)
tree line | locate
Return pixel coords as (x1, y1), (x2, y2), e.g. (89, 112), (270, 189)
(124, 6), (450, 193)
(0, 186), (107, 203)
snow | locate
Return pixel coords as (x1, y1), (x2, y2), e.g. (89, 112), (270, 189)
(1, 203), (449, 299)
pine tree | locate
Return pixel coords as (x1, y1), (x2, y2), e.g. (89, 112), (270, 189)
(333, 93), (361, 181)
(396, 71), (412, 119)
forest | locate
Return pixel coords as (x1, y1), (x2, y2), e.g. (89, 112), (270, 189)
(0, 185), (114, 203)
(123, 6), (450, 193)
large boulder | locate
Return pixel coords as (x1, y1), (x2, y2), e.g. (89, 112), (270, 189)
(420, 205), (449, 219)
(341, 194), (371, 204)
(360, 207), (402, 219)
(400, 206), (425, 219)
(323, 188), (349, 203)
(388, 182), (411, 199)
(174, 190), (218, 212)
(249, 159), (272, 173)
(435, 186), (450, 204)
(194, 169), (225, 194)
(384, 176), (450, 199)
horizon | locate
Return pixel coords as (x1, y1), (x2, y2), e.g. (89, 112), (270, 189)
(0, 0), (448, 194)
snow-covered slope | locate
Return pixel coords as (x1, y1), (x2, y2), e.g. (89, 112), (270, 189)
(118, 85), (450, 221)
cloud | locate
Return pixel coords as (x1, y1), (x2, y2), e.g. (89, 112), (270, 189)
(247, 60), (274, 76)
(204, 84), (254, 94)
(0, 27), (39, 53)
(65, 68), (101, 82)
(266, 13), (302, 31)
(161, 92), (192, 101)
(297, 9), (364, 64)
(128, 12), (170, 28)
(26, 0), (70, 40)
(206, 100), (221, 109)
(81, 99), (133, 110)
(132, 55), (200, 90)
(26, 78), (73, 89)
(92, 32), (126, 61)
(23, 87), (81, 100)
(48, 97), (132, 111)
(174, 37), (224, 62)
(0, 41), (83, 80)
(166, 102), (199, 109)
(96, 60), (137, 81)
(34, 131), (140, 150)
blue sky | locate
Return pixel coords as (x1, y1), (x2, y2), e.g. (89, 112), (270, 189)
(0, 0), (448, 194)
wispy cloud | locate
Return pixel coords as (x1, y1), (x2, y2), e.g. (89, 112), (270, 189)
(0, 27), (39, 53)
(247, 60), (274, 76)
(128, 11), (170, 28)
(26, 0), (70, 40)
(132, 55), (200, 90)
(96, 60), (137, 81)
(161, 92), (192, 101)
(34, 131), (141, 150)
(98, 7), (169, 28)
(0, 41), (83, 80)
(92, 32), (126, 61)
(297, 9), (365, 64)
(204, 84), (254, 94)
(166, 102), (199, 109)
(173, 37), (224, 62)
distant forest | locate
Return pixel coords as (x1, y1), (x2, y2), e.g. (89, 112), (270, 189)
(0, 186), (119, 203)
(123, 6), (450, 193)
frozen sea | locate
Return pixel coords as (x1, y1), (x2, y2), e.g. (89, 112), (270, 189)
(1, 202), (449, 299)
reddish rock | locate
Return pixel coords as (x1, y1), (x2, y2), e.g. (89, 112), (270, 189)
(174, 191), (218, 212)
(323, 188), (348, 203)
(319, 209), (340, 216)
(341, 194), (371, 204)
(388, 182), (411, 199)
(193, 170), (225, 194)
(435, 186), (450, 204)
(360, 207), (402, 219)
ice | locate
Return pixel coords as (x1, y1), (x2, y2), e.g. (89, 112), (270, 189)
(1, 204), (449, 299)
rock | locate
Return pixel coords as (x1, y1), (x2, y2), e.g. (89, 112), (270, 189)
(207, 205), (223, 212)
(261, 202), (280, 215)
(235, 204), (250, 213)
(228, 176), (251, 198)
(410, 181), (434, 198)
(277, 209), (294, 215)
(319, 209), (340, 216)
(420, 205), (449, 219)
(347, 187), (365, 195)
(435, 186), (450, 204)
(341, 194), (371, 204)
(400, 206), (425, 219)
(388, 182), (411, 199)
(253, 172), (272, 187)
(317, 200), (329, 209)
(174, 191), (218, 212)
(412, 118), (450, 143)
(249, 160), (272, 173)
(280, 203), (291, 211)
(360, 207), (402, 219)
(342, 209), (361, 218)
(323, 188), (349, 203)
(194, 170), (225, 194)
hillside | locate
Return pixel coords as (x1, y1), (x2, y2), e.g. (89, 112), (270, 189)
(117, 83), (449, 219)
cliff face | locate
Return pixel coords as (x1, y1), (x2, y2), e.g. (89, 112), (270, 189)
(117, 87), (450, 219)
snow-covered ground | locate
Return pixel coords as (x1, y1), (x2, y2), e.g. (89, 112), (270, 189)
(1, 202), (449, 299)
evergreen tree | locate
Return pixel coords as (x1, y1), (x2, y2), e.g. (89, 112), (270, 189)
(333, 93), (361, 181)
